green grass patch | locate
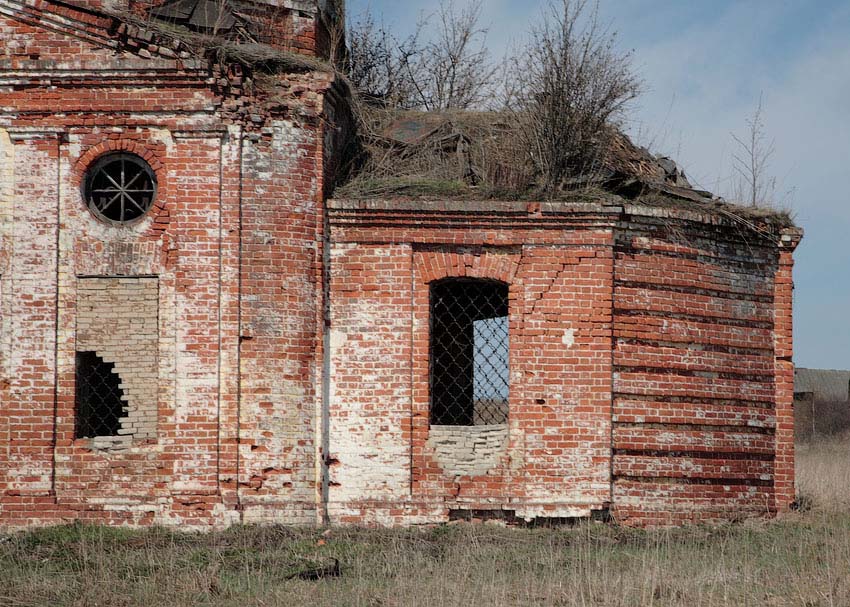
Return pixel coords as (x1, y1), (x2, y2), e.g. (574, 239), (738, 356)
(1, 438), (846, 606)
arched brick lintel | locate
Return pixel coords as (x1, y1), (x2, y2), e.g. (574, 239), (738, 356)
(414, 249), (521, 286)
(71, 138), (171, 237)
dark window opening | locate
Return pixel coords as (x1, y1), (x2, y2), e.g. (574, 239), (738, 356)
(75, 351), (125, 438)
(82, 153), (157, 224)
(430, 279), (509, 426)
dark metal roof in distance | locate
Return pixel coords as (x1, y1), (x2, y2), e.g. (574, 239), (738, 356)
(795, 368), (850, 402)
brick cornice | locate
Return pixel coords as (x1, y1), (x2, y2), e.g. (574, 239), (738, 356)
(329, 197), (800, 249)
(0, 0), (201, 65)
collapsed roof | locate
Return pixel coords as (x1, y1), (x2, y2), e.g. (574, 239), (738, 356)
(150, 0), (239, 33)
(146, 0), (340, 52)
(337, 110), (794, 231)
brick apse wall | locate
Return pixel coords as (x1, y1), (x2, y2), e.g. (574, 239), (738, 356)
(325, 200), (801, 526)
(0, 0), (802, 528)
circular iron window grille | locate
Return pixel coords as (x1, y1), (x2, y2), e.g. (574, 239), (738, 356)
(83, 153), (157, 224)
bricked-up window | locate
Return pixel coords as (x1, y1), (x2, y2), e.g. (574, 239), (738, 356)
(75, 351), (125, 438)
(76, 277), (159, 442)
(83, 153), (157, 224)
(430, 279), (509, 426)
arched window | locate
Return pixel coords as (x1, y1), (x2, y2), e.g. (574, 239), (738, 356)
(430, 279), (509, 426)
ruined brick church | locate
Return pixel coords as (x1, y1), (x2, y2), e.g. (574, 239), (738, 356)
(0, 0), (802, 528)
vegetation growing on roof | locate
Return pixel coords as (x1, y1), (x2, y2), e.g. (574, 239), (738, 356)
(205, 40), (333, 74)
(338, 1), (641, 199)
(345, 0), (496, 111)
(334, 1), (796, 233)
(116, 8), (335, 76)
(119, 0), (795, 231)
(334, 106), (794, 225)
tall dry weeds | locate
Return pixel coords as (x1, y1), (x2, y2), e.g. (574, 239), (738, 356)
(796, 431), (850, 511)
(1, 436), (848, 606)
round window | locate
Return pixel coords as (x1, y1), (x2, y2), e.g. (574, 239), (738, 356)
(83, 153), (157, 224)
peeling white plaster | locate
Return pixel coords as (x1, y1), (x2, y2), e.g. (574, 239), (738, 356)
(149, 127), (175, 153)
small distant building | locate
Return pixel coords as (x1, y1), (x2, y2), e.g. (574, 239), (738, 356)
(794, 368), (850, 439)
(795, 368), (850, 403)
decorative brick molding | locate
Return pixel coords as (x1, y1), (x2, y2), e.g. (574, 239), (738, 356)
(413, 248), (521, 286)
(71, 138), (170, 237)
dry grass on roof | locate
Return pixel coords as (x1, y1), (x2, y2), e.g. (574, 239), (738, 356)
(339, 107), (534, 199)
(336, 107), (796, 233)
(111, 10), (795, 234)
(208, 41), (332, 73)
(633, 192), (795, 228)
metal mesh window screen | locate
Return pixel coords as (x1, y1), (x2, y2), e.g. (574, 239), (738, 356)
(430, 279), (509, 425)
(75, 351), (125, 438)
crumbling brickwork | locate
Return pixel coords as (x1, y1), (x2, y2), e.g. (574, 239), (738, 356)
(0, 0), (339, 527)
(325, 200), (800, 525)
(0, 0), (802, 529)
(610, 210), (796, 524)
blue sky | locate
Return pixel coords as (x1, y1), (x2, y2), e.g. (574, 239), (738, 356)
(348, 0), (850, 369)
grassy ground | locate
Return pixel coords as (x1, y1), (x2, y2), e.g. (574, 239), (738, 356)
(1, 437), (848, 607)
(796, 432), (850, 512)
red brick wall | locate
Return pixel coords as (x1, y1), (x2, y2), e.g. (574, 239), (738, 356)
(0, 0), (333, 527)
(773, 247), (797, 511)
(326, 200), (801, 526)
(237, 4), (329, 57)
(234, 119), (325, 525)
(0, 1), (802, 529)
(326, 200), (619, 524)
(610, 209), (799, 525)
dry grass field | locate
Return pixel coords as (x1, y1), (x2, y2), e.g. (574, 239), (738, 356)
(1, 436), (849, 607)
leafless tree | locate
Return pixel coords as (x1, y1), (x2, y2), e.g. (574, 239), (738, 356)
(343, 1), (495, 111)
(325, 0), (348, 67)
(413, 0), (496, 111)
(505, 0), (641, 195)
(343, 11), (424, 108)
(731, 95), (777, 207)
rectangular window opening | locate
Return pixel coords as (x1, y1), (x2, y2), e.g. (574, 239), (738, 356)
(430, 279), (509, 426)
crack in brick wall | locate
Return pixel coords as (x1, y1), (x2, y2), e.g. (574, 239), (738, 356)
(324, 200), (800, 526)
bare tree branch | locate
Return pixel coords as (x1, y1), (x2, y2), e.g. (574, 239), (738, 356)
(342, 1), (495, 111)
(505, 0), (641, 196)
(730, 94), (776, 207)
(343, 10), (425, 108)
(417, 0), (496, 110)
